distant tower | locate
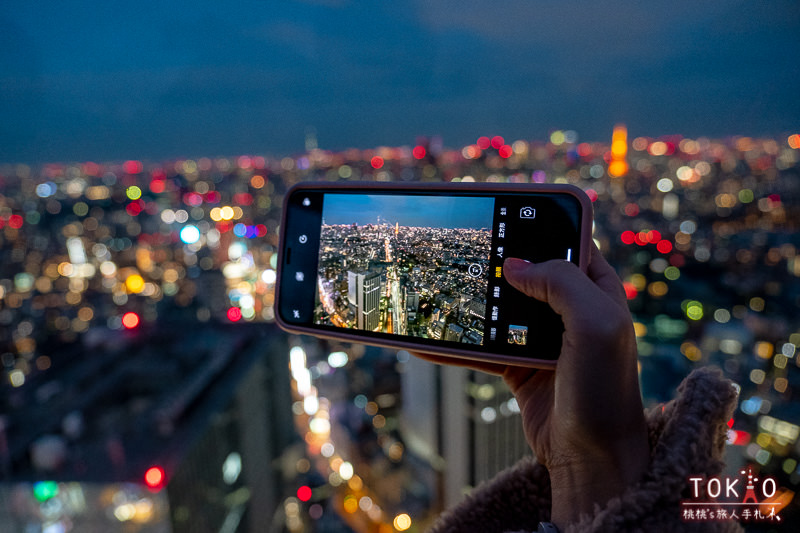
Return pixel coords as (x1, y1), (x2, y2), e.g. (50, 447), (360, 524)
(305, 126), (318, 152)
(741, 468), (759, 504)
(609, 124), (629, 177)
(395, 222), (399, 236)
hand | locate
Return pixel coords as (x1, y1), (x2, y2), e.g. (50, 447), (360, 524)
(413, 243), (649, 527)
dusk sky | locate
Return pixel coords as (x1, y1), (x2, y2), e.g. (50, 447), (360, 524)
(322, 194), (494, 229)
(1, 1), (798, 163)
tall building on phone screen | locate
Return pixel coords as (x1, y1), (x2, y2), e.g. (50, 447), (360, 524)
(351, 271), (381, 331)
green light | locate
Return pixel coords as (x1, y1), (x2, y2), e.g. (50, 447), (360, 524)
(126, 186), (143, 200)
(33, 481), (59, 502)
(685, 301), (704, 321)
(550, 130), (565, 145)
(739, 189), (754, 203)
(664, 266), (680, 280)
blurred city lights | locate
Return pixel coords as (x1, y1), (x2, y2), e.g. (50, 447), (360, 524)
(296, 485), (312, 502)
(179, 225), (201, 244)
(144, 466), (165, 490)
(1, 126), (799, 530)
(121, 312), (140, 329)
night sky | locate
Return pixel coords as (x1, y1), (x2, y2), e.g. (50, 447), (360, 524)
(322, 194), (494, 229)
(1, 0), (798, 163)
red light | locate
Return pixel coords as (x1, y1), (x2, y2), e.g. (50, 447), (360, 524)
(729, 430), (750, 446)
(126, 201), (144, 216)
(227, 307), (242, 322)
(498, 145), (513, 158)
(233, 192), (253, 206)
(8, 214), (23, 229)
(577, 143), (592, 157)
(623, 203), (639, 217)
(183, 192), (203, 207)
(657, 240), (673, 254)
(476, 136), (491, 150)
(635, 231), (648, 246)
(646, 230), (661, 243)
(491, 136), (504, 149)
(412, 145), (426, 159)
(122, 312), (140, 329)
(83, 162), (101, 176)
(370, 156), (384, 169)
(149, 180), (165, 194)
(297, 485), (312, 502)
(123, 160), (143, 174)
(621, 231), (636, 245)
(144, 466), (165, 489)
(585, 189), (598, 202)
(727, 417), (734, 428)
(623, 282), (638, 300)
(256, 224), (268, 237)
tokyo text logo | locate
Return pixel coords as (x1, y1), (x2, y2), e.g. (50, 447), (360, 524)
(681, 468), (786, 524)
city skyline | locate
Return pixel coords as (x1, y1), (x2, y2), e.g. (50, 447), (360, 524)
(1, 131), (799, 529)
(321, 194), (494, 230)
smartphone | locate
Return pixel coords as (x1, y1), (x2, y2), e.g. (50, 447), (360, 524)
(275, 181), (592, 368)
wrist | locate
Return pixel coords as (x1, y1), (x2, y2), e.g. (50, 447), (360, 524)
(548, 434), (650, 528)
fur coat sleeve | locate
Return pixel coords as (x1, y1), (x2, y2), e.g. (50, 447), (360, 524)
(429, 367), (744, 533)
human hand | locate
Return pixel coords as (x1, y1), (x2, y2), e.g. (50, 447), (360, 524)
(413, 243), (649, 527)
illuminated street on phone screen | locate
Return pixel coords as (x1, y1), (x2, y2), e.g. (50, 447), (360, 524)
(314, 198), (492, 344)
(1, 131), (799, 532)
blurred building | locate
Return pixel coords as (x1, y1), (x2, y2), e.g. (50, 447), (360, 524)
(400, 356), (528, 511)
(0, 321), (295, 533)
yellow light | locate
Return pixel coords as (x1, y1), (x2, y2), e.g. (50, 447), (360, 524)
(125, 274), (145, 294)
(611, 140), (627, 158)
(648, 281), (668, 298)
(393, 513), (412, 531)
(343, 495), (358, 514)
(220, 206), (235, 220)
(126, 186), (142, 200)
(210, 207), (223, 222)
(788, 134), (800, 149)
(608, 160), (628, 177)
(649, 141), (667, 156)
(686, 302), (703, 321)
(680, 341), (702, 361)
(550, 130), (565, 145)
(633, 322), (647, 337)
(755, 342), (774, 359)
(347, 475), (363, 491)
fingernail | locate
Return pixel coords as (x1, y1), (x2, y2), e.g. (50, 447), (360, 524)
(503, 257), (531, 274)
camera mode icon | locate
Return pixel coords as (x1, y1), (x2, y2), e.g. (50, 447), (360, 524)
(520, 207), (536, 219)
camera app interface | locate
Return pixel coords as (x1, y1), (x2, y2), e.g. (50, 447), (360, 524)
(314, 194), (494, 345)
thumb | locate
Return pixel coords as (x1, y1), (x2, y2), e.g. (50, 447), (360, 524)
(502, 257), (606, 321)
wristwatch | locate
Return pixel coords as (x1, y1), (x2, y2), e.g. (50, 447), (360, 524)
(537, 522), (559, 533)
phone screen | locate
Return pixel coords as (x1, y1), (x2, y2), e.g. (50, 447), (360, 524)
(277, 184), (588, 364)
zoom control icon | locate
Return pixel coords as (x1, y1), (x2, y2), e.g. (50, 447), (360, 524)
(519, 207), (536, 219)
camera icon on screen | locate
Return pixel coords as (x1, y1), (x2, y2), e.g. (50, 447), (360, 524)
(519, 207), (536, 219)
